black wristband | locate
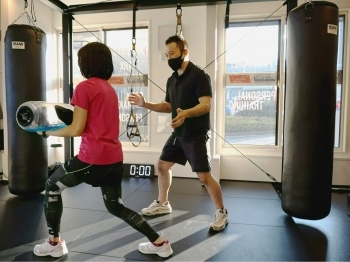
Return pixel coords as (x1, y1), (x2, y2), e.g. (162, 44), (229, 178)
(42, 131), (49, 139)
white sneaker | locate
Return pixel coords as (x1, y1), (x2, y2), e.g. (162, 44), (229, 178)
(210, 208), (228, 231)
(141, 200), (172, 216)
(33, 238), (68, 257)
(138, 240), (173, 258)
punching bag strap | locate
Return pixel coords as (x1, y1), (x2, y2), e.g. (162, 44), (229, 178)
(11, 0), (42, 43)
(304, 1), (314, 22)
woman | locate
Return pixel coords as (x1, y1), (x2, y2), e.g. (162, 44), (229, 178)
(33, 42), (173, 258)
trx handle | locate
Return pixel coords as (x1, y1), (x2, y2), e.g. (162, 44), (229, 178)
(126, 110), (142, 147)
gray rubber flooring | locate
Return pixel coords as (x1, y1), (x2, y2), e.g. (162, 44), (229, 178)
(0, 177), (349, 261)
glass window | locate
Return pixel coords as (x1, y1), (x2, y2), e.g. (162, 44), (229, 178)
(72, 31), (100, 87)
(334, 15), (345, 148)
(59, 28), (149, 154)
(58, 31), (100, 155)
(225, 21), (280, 145)
(105, 28), (149, 144)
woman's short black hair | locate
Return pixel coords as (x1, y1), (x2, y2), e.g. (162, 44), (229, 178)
(77, 42), (114, 80)
(165, 35), (188, 52)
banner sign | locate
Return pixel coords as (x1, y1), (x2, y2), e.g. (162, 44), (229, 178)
(226, 73), (277, 86)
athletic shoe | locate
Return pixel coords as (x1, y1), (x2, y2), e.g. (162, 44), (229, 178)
(33, 238), (68, 257)
(210, 208), (228, 231)
(141, 200), (172, 216)
(138, 240), (173, 258)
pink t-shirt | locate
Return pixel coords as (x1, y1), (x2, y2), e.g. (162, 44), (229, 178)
(71, 77), (123, 165)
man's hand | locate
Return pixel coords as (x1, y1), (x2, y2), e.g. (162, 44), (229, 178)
(171, 108), (186, 128)
(128, 93), (146, 107)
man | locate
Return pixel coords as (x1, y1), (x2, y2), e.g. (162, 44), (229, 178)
(128, 35), (228, 231)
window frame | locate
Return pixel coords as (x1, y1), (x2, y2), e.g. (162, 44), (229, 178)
(219, 16), (286, 157)
(219, 12), (349, 158)
(55, 23), (152, 153)
(104, 26), (150, 146)
(334, 11), (349, 157)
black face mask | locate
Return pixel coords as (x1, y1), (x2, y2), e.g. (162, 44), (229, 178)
(168, 53), (184, 71)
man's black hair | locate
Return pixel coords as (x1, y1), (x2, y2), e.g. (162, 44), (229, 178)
(77, 42), (114, 80)
(165, 35), (188, 52)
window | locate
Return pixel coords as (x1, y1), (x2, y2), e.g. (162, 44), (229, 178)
(335, 15), (345, 148)
(72, 31), (99, 87)
(225, 21), (280, 145)
(105, 28), (149, 144)
(58, 31), (100, 155)
(224, 15), (345, 149)
(59, 27), (149, 149)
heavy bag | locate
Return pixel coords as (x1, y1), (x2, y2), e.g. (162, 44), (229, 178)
(5, 24), (47, 196)
(16, 101), (74, 132)
(282, 1), (339, 219)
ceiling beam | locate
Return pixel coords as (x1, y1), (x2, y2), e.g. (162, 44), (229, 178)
(44, 0), (282, 15)
(66, 1), (227, 15)
(137, 0), (229, 10)
(67, 1), (134, 15)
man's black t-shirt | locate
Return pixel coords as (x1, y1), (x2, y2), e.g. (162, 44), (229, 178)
(165, 61), (212, 139)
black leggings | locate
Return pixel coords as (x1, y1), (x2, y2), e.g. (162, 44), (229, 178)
(45, 160), (160, 242)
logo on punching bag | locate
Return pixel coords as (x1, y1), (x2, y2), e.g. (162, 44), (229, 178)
(12, 41), (25, 49)
(327, 24), (338, 35)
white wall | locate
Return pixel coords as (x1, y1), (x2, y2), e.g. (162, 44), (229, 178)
(1, 0), (350, 185)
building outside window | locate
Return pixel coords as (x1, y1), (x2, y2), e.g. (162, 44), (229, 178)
(225, 20), (280, 146)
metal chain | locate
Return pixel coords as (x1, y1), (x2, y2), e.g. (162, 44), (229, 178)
(11, 1), (39, 38)
(11, 0), (38, 30)
(176, 3), (182, 36)
(11, 10), (26, 25)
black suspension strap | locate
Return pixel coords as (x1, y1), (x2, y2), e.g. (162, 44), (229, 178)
(176, 3), (183, 36)
(225, 1), (232, 29)
(126, 1), (142, 147)
(30, 0), (37, 23)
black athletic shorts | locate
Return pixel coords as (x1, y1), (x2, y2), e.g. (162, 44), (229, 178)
(159, 134), (211, 172)
(64, 156), (123, 187)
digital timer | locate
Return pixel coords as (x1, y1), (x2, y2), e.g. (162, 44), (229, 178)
(122, 163), (155, 178)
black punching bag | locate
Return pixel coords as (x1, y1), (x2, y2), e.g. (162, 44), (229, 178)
(5, 24), (48, 196)
(282, 1), (339, 219)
